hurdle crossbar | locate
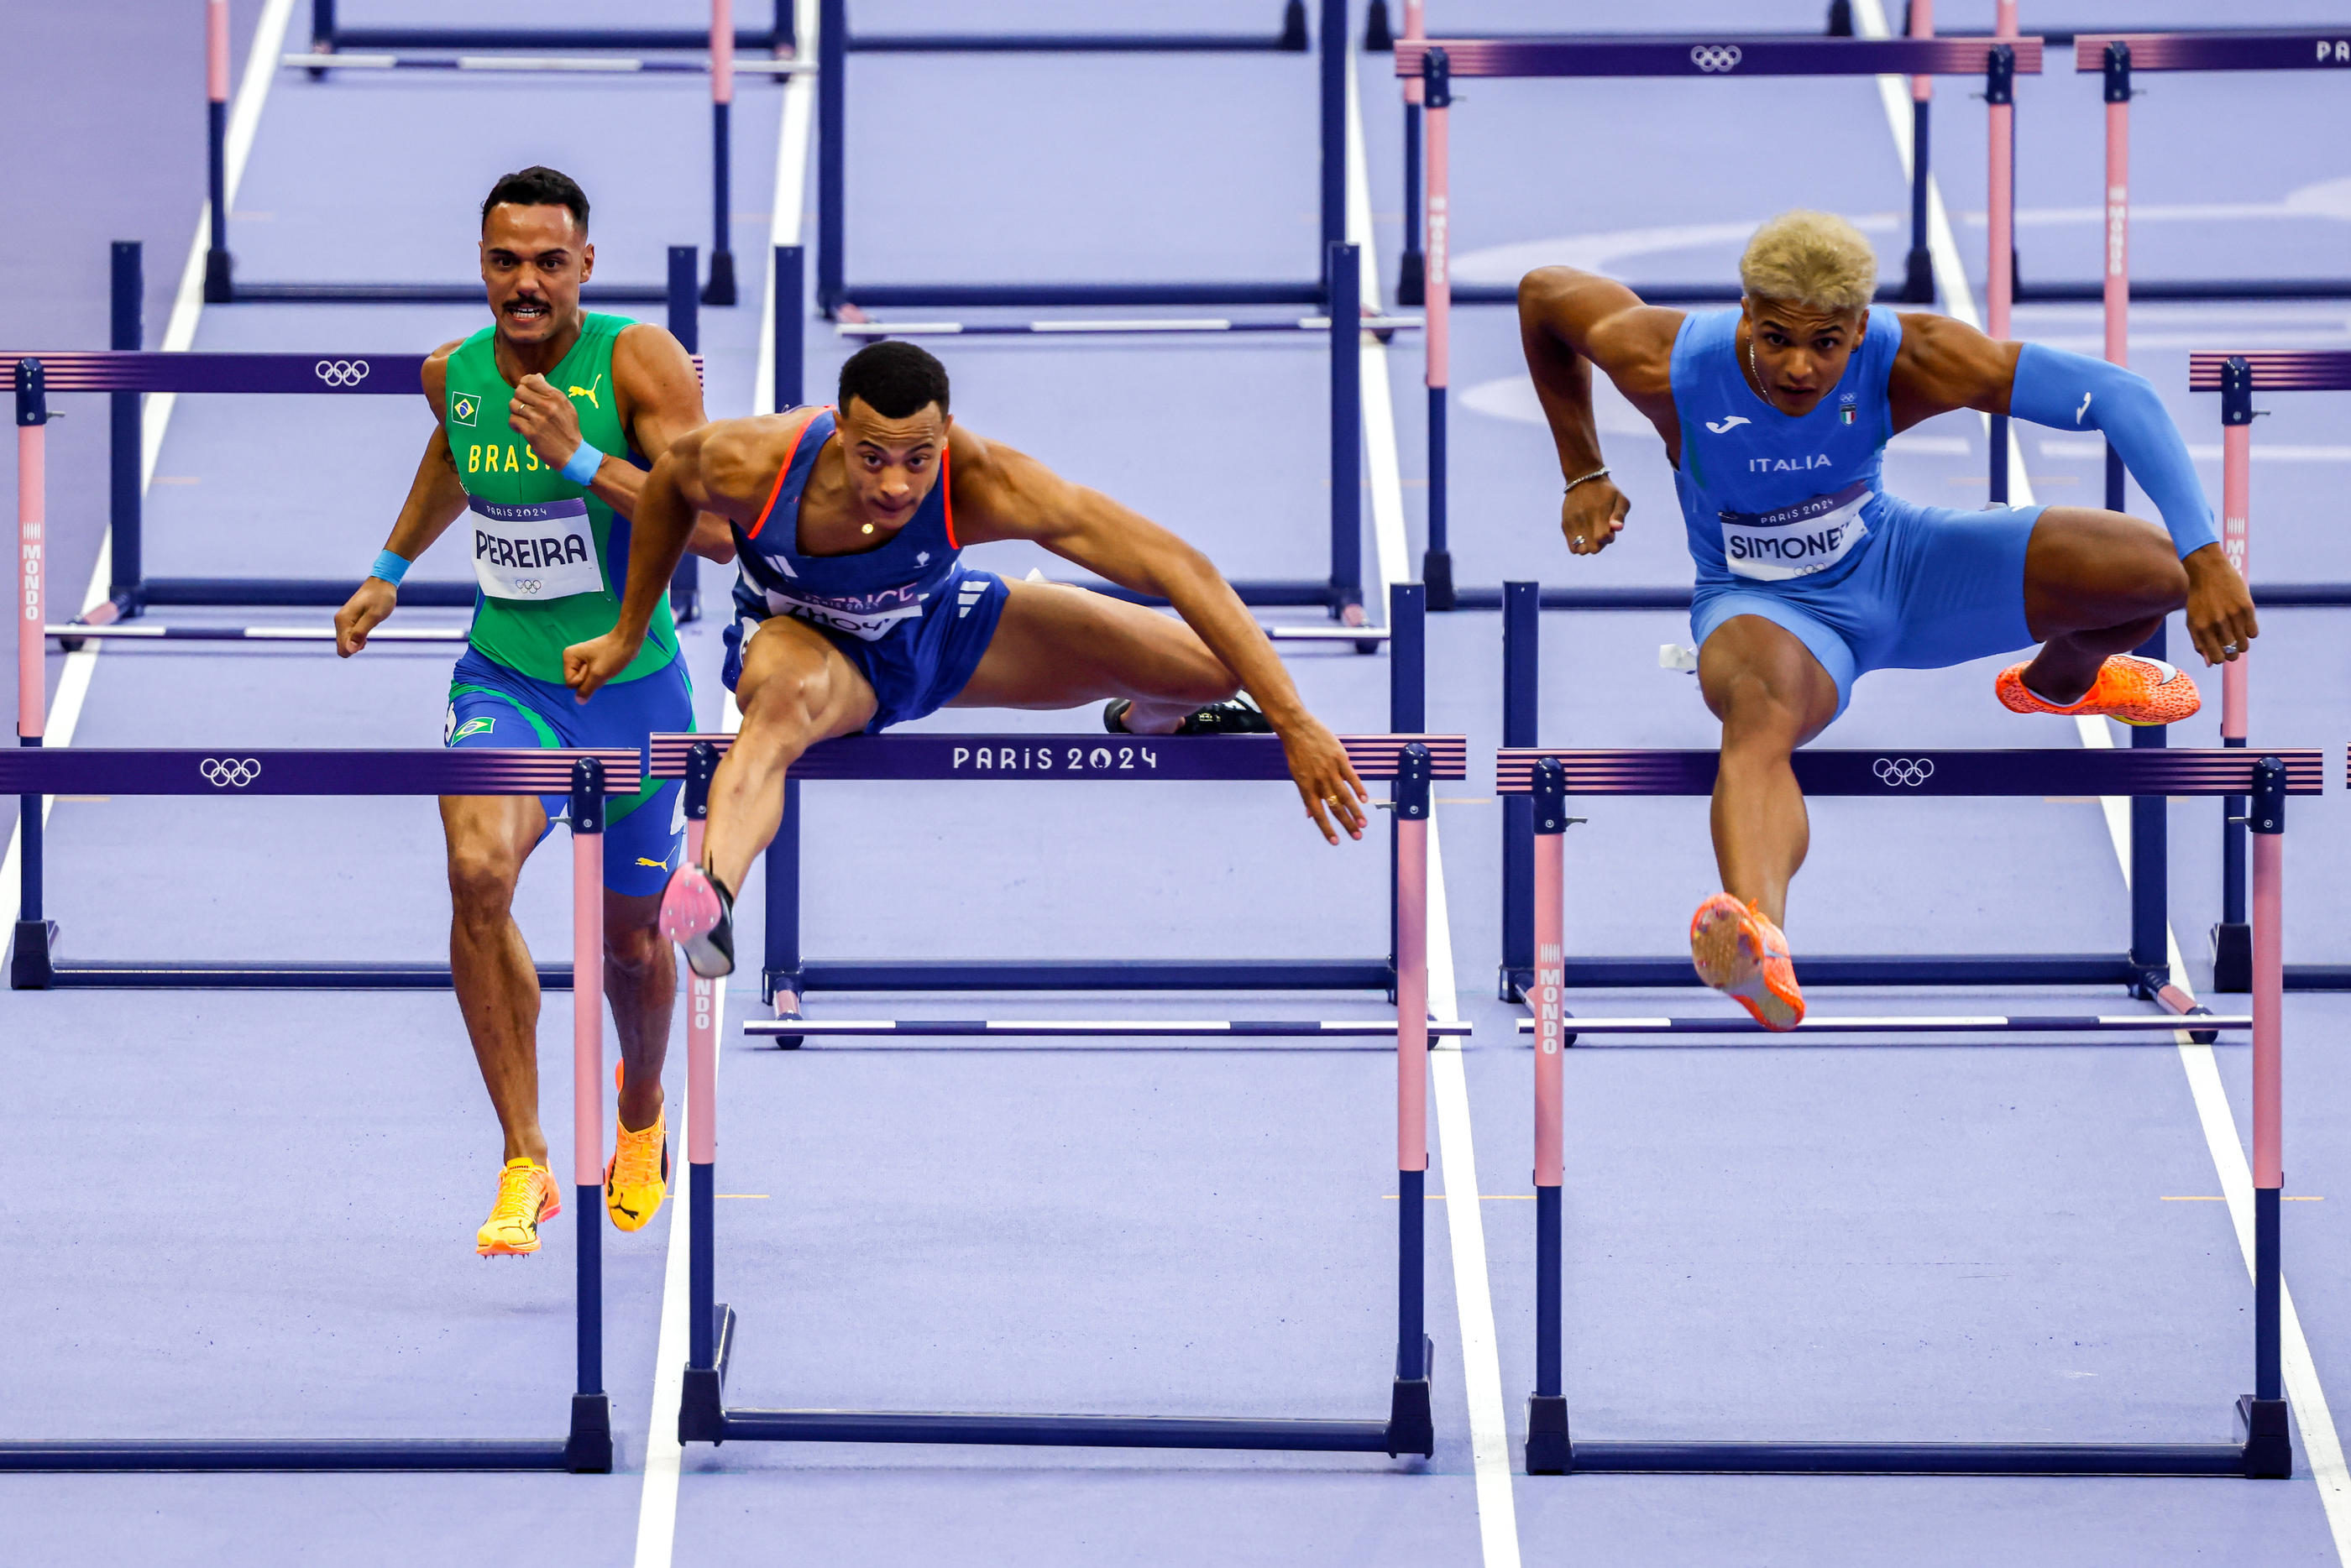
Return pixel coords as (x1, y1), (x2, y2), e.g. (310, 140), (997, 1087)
(228, 1), (747, 302)
(1510, 1013), (2248, 1037)
(833, 315), (1422, 337)
(9, 295), (709, 623)
(743, 1017), (1475, 1039)
(1516, 753), (2297, 1478)
(674, 734), (1438, 1459)
(0, 749), (624, 1471)
(1489, 582), (2312, 1003)
(1400, 37), (2044, 605)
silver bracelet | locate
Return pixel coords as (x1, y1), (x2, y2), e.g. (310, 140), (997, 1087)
(1563, 467), (1610, 494)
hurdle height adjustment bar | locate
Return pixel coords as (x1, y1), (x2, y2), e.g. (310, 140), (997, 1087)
(0, 746), (628, 1471)
(678, 740), (1436, 1459)
(1511, 746), (2303, 1477)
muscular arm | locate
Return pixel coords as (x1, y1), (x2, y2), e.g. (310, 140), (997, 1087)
(950, 433), (1319, 732)
(506, 323), (735, 562)
(1516, 267), (1683, 556)
(1890, 310), (2249, 664)
(564, 416), (783, 698)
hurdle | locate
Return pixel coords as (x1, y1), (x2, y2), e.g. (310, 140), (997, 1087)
(662, 735), (1444, 1459)
(7, 259), (708, 625)
(1992, 30), (2351, 308)
(816, 0), (1328, 316)
(0, 746), (631, 1472)
(2188, 351), (2351, 992)
(209, 0), (755, 303)
(641, 583), (1448, 1012)
(7, 354), (650, 990)
(1400, 34), (2044, 609)
(1491, 580), (2244, 1006)
(814, 3), (1368, 619)
(1500, 748), (2313, 1477)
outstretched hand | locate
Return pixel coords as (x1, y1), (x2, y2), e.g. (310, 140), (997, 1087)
(1278, 715), (1370, 844)
(2183, 545), (2258, 667)
(1561, 478), (1631, 557)
(563, 630), (638, 703)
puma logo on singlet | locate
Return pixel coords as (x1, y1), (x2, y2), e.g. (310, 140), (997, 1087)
(1706, 416), (1752, 434)
(568, 374), (605, 410)
(2076, 392), (2092, 425)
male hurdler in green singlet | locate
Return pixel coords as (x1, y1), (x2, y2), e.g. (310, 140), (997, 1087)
(334, 166), (733, 1255)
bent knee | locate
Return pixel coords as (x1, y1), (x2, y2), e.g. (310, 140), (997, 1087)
(447, 844), (525, 912)
(603, 919), (669, 975)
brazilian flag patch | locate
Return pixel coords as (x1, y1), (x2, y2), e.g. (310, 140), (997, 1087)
(449, 390), (480, 428)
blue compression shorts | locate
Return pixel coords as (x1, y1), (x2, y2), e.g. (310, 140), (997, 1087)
(1690, 495), (2045, 716)
(722, 565), (1009, 733)
(443, 645), (692, 896)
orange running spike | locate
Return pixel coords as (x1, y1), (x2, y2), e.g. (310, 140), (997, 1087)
(1997, 653), (2201, 727)
(1689, 893), (1805, 1032)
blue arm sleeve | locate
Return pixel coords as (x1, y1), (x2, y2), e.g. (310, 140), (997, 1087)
(2008, 341), (2218, 559)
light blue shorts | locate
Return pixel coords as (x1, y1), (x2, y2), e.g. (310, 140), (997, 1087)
(1691, 495), (2045, 716)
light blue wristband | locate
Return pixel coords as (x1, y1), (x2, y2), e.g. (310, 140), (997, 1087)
(560, 442), (605, 487)
(369, 549), (410, 587)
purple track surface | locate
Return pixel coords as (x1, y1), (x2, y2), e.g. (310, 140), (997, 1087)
(6, 3), (2351, 1565)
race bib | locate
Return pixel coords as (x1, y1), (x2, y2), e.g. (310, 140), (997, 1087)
(1720, 480), (1872, 582)
(469, 495), (604, 601)
(760, 583), (922, 642)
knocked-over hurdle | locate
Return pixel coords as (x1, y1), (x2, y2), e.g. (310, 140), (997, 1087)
(1490, 582), (2209, 1007)
(0, 747), (632, 1472)
(1499, 746), (2317, 1477)
(1396, 33), (2045, 609)
(655, 734), (1453, 1458)
(2190, 350), (2351, 992)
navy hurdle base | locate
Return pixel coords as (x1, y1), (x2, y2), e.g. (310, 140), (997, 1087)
(0, 749), (630, 1472)
(1491, 581), (2217, 1006)
(1505, 750), (2313, 1477)
(664, 737), (1447, 1459)
(2186, 352), (2351, 990)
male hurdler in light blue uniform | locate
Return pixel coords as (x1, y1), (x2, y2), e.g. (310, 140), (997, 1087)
(1515, 210), (2255, 1029)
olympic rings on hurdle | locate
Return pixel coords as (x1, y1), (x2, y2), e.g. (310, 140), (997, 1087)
(198, 756), (263, 788)
(1872, 756), (1935, 788)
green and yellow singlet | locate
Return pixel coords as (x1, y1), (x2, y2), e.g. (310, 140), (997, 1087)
(440, 311), (679, 684)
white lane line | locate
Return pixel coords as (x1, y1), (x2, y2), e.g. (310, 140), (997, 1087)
(0, 0), (301, 936)
(632, 4), (810, 1560)
(1856, 0), (2351, 1544)
(1348, 49), (1521, 1567)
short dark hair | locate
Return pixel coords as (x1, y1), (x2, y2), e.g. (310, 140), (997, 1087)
(481, 166), (589, 236)
(838, 341), (950, 420)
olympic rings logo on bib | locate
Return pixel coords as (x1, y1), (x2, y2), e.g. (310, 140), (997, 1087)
(313, 359), (371, 389)
(1872, 757), (1935, 788)
(1690, 44), (1743, 72)
(200, 757), (263, 788)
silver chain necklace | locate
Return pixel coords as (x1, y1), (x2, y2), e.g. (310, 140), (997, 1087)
(1745, 330), (1781, 416)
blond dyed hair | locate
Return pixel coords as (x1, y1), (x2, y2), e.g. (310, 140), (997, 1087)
(1739, 211), (1878, 314)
